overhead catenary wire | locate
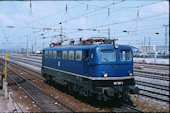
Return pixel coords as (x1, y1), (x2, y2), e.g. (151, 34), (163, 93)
(53, 0), (125, 26)
(24, 25), (166, 43)
(11, 1), (32, 28)
(39, 1), (168, 33)
(31, 1), (89, 24)
(14, 12), (168, 41)
(2, 1), (168, 50)
(13, 0), (125, 39)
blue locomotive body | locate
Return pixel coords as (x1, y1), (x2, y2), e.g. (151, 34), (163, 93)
(41, 43), (138, 101)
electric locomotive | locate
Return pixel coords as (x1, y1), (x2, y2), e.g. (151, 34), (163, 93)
(41, 38), (139, 102)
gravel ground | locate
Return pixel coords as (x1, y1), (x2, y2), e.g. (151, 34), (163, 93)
(7, 77), (44, 112)
(131, 95), (169, 112)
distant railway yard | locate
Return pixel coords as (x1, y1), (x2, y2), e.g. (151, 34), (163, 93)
(0, 53), (169, 112)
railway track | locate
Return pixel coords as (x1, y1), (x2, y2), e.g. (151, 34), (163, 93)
(105, 103), (145, 113)
(139, 91), (169, 103)
(134, 71), (169, 81)
(7, 56), (42, 67)
(8, 54), (42, 61)
(7, 61), (170, 103)
(134, 69), (169, 76)
(1, 56), (169, 103)
(0, 60), (146, 112)
(136, 80), (169, 91)
(6, 67), (75, 112)
(134, 61), (169, 66)
(8, 61), (43, 80)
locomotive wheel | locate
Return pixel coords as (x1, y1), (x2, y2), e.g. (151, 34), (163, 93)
(42, 74), (48, 83)
(83, 88), (89, 97)
(122, 92), (133, 105)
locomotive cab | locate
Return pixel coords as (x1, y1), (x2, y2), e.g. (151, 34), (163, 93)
(82, 45), (138, 101)
(83, 45), (134, 78)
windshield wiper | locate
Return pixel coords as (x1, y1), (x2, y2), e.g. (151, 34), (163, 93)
(102, 56), (111, 62)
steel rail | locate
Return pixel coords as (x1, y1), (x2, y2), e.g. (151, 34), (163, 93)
(136, 80), (169, 91)
(8, 61), (43, 80)
(134, 65), (169, 71)
(134, 69), (169, 77)
(8, 54), (42, 61)
(139, 92), (169, 103)
(7, 67), (75, 112)
(105, 103), (145, 113)
(7, 57), (42, 67)
(9, 94), (24, 113)
(134, 62), (170, 66)
(121, 103), (145, 113)
(7, 74), (48, 112)
(8, 56), (42, 64)
(134, 72), (169, 81)
(139, 88), (169, 97)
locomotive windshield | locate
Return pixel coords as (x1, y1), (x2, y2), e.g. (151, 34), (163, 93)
(120, 50), (132, 61)
(100, 49), (116, 62)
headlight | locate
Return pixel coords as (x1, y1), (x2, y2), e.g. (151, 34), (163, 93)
(103, 73), (108, 77)
(115, 45), (119, 49)
(129, 72), (133, 76)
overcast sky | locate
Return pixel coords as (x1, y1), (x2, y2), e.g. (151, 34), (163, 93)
(0, 0), (169, 50)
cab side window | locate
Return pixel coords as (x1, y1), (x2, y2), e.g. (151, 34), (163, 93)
(85, 50), (89, 59)
(120, 50), (132, 61)
(84, 50), (89, 61)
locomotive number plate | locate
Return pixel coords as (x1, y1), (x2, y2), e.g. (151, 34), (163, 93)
(113, 81), (123, 85)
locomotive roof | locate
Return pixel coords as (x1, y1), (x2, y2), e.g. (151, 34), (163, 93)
(43, 44), (132, 50)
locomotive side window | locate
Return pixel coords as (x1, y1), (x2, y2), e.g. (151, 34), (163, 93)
(69, 50), (74, 60)
(100, 50), (116, 62)
(53, 51), (56, 59)
(85, 50), (89, 59)
(120, 50), (131, 61)
(45, 51), (48, 58)
(57, 50), (62, 59)
(62, 50), (67, 59)
(49, 51), (52, 58)
(76, 50), (82, 61)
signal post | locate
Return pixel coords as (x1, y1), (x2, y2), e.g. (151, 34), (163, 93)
(3, 54), (8, 98)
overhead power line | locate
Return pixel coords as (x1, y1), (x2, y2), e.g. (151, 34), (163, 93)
(52, 0), (125, 26)
(31, 1), (89, 24)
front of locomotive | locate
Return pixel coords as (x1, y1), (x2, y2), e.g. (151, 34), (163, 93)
(90, 44), (139, 101)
